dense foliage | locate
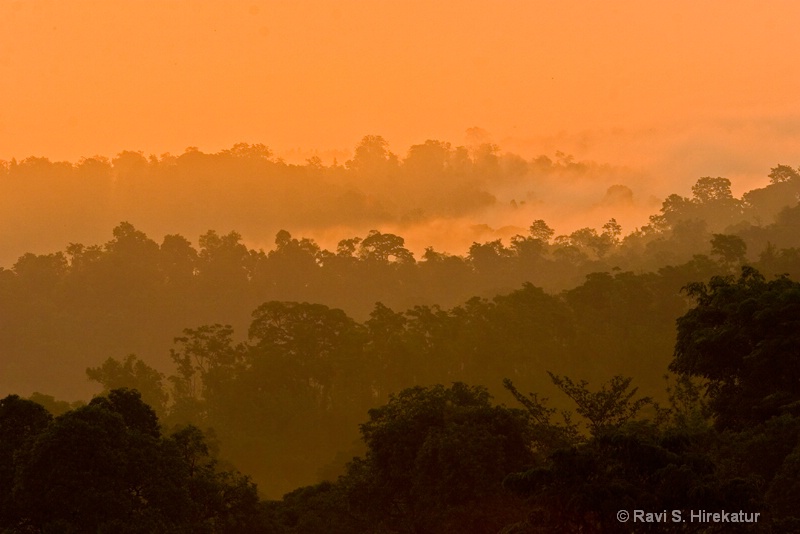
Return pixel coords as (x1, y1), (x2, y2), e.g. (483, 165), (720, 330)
(0, 389), (261, 533)
(2, 265), (800, 531)
(1, 157), (800, 530)
(2, 159), (800, 403)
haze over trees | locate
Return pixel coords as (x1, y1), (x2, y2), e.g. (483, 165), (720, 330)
(2, 147), (799, 402)
(2, 140), (800, 530)
(3, 136), (769, 269)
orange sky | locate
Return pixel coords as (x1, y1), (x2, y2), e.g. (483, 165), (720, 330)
(2, 0), (800, 268)
(2, 0), (799, 168)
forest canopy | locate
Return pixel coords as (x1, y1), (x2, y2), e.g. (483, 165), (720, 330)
(4, 266), (799, 531)
(2, 149), (800, 530)
(4, 136), (786, 271)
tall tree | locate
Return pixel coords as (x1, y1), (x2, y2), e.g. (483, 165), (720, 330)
(671, 267), (800, 429)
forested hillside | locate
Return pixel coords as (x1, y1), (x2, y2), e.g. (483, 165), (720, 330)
(1, 155), (800, 530)
(2, 152), (800, 403)
(3, 267), (799, 531)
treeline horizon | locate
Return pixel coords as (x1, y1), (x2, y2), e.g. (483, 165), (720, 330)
(3, 216), (800, 498)
(2, 152), (800, 528)
(2, 134), (770, 270)
(1, 136), (797, 266)
(2, 159), (800, 400)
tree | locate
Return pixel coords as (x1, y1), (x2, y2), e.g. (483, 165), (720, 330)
(0, 396), (52, 524)
(510, 234), (546, 262)
(768, 164), (800, 184)
(263, 230), (321, 300)
(167, 424), (261, 532)
(364, 302), (413, 393)
(710, 233), (747, 268)
(112, 150), (149, 180)
(357, 230), (414, 264)
(468, 239), (512, 275)
(248, 302), (360, 369)
(88, 388), (161, 438)
(87, 355), (169, 416)
(692, 176), (733, 203)
(547, 373), (659, 436)
(7, 390), (260, 533)
(602, 218), (622, 246)
(346, 135), (398, 175)
(502, 379), (580, 459)
(159, 234), (198, 288)
(765, 443), (800, 528)
(247, 301), (365, 410)
(671, 267), (800, 429)
(197, 230), (253, 289)
(12, 252), (68, 291)
(502, 375), (752, 533)
(569, 227), (615, 258)
(344, 383), (532, 533)
(103, 222), (162, 298)
(335, 237), (361, 258)
(403, 139), (452, 177)
(11, 402), (154, 531)
(529, 219), (555, 243)
(503, 420), (754, 533)
(221, 142), (272, 160)
(26, 393), (82, 416)
(168, 324), (245, 423)
(649, 193), (693, 230)
(268, 481), (366, 534)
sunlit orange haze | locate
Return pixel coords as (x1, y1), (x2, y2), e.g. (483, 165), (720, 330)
(5, 2), (800, 507)
(2, 0), (800, 264)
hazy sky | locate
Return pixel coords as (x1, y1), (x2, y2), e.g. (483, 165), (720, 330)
(2, 1), (800, 261)
(2, 1), (799, 162)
